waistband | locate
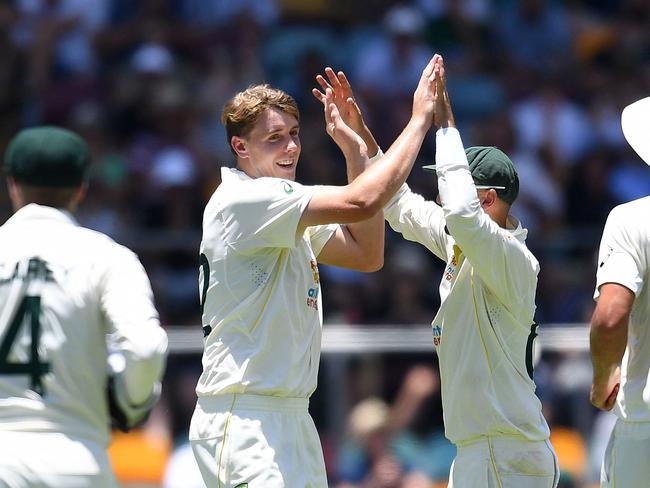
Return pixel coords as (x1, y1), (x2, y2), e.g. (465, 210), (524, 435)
(196, 393), (309, 413)
(456, 434), (549, 450)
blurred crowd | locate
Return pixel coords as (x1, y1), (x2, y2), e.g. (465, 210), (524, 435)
(0, 0), (648, 487)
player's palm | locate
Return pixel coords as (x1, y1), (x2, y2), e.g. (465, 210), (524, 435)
(411, 54), (440, 127)
(433, 57), (455, 129)
(322, 88), (367, 158)
(313, 68), (365, 135)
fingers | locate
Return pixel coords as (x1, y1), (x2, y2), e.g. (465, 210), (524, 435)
(324, 67), (343, 92)
(316, 74), (332, 94)
(324, 88), (339, 122)
(317, 68), (352, 101)
(337, 71), (352, 93)
(311, 88), (325, 104)
(422, 53), (441, 79)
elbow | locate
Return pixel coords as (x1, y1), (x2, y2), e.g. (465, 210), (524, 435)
(591, 312), (628, 336)
(359, 254), (384, 273)
(443, 211), (473, 235)
(346, 183), (383, 222)
(348, 197), (382, 222)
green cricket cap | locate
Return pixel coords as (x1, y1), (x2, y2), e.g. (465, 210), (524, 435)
(422, 146), (519, 205)
(4, 126), (90, 187)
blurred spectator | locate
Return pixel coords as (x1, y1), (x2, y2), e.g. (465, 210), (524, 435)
(352, 4), (431, 99)
(382, 243), (436, 326)
(389, 366), (455, 483)
(510, 81), (593, 165)
(177, 0), (278, 27)
(1, 3), (649, 487)
(496, 0), (573, 73)
(336, 397), (394, 485)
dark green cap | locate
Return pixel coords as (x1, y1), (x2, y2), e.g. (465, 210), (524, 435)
(422, 146), (519, 205)
(4, 126), (90, 187)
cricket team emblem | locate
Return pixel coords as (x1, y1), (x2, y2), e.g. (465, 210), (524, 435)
(310, 259), (320, 284)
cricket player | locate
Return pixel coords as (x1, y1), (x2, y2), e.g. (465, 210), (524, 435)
(0, 127), (168, 488)
(382, 58), (559, 486)
(590, 95), (650, 488)
(189, 55), (441, 487)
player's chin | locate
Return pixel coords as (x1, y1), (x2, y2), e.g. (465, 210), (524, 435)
(275, 164), (297, 180)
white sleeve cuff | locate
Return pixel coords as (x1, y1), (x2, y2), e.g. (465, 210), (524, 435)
(368, 147), (383, 163)
(435, 128), (466, 172)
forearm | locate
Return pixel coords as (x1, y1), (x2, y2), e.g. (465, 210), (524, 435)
(115, 322), (168, 404)
(349, 116), (429, 211)
(435, 127), (479, 221)
(356, 123), (379, 159)
(590, 315), (628, 381)
(344, 150), (385, 268)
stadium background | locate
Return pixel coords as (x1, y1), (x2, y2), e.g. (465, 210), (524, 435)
(0, 0), (648, 487)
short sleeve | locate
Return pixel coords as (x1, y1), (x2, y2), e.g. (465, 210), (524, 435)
(307, 224), (338, 257)
(595, 207), (644, 300)
(222, 177), (314, 251)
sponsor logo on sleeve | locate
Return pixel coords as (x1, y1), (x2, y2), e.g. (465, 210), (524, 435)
(306, 259), (320, 310)
(432, 324), (442, 346)
(444, 246), (462, 282)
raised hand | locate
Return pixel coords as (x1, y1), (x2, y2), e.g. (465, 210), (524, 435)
(312, 68), (365, 134)
(433, 56), (455, 129)
(313, 68), (379, 157)
(411, 54), (440, 127)
(322, 88), (367, 161)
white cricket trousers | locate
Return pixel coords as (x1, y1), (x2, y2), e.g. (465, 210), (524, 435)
(448, 436), (559, 488)
(0, 431), (117, 488)
(601, 419), (650, 487)
(189, 393), (328, 488)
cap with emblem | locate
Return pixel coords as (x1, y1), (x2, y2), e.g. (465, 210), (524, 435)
(4, 126), (90, 187)
(423, 146), (519, 204)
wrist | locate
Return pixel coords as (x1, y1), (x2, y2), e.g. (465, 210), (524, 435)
(407, 114), (430, 132)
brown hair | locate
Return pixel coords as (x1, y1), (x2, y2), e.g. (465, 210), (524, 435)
(221, 84), (300, 154)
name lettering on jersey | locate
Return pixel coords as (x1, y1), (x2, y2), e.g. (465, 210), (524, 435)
(432, 324), (442, 346)
(306, 260), (320, 311)
(0, 257), (55, 285)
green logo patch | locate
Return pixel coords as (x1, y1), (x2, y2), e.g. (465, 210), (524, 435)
(283, 182), (294, 194)
(234, 484), (249, 488)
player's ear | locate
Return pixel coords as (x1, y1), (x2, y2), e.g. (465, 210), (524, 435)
(231, 136), (248, 159)
(6, 177), (24, 209)
(483, 189), (498, 208)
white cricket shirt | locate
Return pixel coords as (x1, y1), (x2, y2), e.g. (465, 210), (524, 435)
(385, 128), (550, 445)
(0, 204), (164, 446)
(196, 167), (336, 398)
(594, 196), (650, 422)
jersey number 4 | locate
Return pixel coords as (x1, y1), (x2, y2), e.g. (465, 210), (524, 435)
(0, 296), (50, 395)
